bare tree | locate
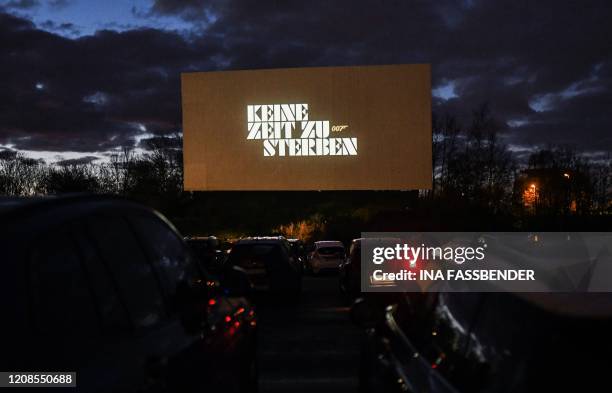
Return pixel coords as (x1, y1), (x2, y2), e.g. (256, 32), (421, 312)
(438, 103), (516, 213)
(0, 152), (46, 195)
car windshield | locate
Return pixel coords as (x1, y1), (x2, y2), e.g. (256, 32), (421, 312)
(228, 244), (278, 268)
(318, 246), (344, 256)
(186, 239), (210, 252)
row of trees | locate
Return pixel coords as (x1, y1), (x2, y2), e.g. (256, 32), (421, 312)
(431, 104), (516, 214)
(0, 137), (183, 211)
(430, 104), (611, 217)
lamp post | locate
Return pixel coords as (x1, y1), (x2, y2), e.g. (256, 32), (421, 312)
(563, 172), (572, 213)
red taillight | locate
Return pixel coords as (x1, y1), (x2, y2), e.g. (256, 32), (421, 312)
(208, 298), (217, 306)
(224, 315), (231, 323)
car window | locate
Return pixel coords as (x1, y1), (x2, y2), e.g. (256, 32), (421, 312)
(128, 214), (200, 299)
(186, 239), (210, 261)
(228, 244), (277, 268)
(30, 227), (100, 337)
(278, 242), (291, 259)
(87, 215), (165, 332)
(72, 222), (132, 336)
(186, 239), (224, 273)
(2, 241), (28, 336)
(280, 240), (293, 255)
(317, 246), (345, 256)
(293, 243), (305, 255)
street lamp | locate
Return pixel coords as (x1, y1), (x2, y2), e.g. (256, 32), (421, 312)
(525, 183), (538, 213)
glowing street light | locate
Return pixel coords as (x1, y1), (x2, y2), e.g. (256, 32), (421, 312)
(523, 181), (538, 211)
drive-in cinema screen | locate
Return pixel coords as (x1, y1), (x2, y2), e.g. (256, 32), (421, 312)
(181, 64), (432, 191)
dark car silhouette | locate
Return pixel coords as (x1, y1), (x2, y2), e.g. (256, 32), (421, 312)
(354, 291), (612, 393)
(226, 237), (302, 297)
(287, 238), (307, 273)
(0, 195), (257, 392)
(184, 235), (226, 274)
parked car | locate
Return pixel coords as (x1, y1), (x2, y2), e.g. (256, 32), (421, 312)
(0, 195), (257, 393)
(353, 291), (612, 393)
(185, 235), (226, 274)
(309, 240), (345, 274)
(226, 236), (302, 296)
(288, 238), (307, 272)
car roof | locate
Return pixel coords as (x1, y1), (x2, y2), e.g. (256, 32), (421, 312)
(236, 236), (287, 245)
(185, 236), (217, 241)
(0, 196), (49, 215)
(0, 193), (140, 213)
(315, 241), (344, 247)
(0, 194), (172, 237)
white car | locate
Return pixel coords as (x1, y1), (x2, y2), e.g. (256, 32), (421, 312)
(310, 241), (346, 274)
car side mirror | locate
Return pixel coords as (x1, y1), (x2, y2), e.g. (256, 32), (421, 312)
(350, 297), (380, 328)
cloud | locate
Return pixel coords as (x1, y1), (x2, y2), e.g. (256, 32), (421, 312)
(55, 155), (99, 166)
(1, 0), (611, 158)
(0, 11), (222, 152)
(1, 0), (40, 10)
(48, 0), (71, 9)
(149, 0), (219, 22)
(39, 20), (80, 36)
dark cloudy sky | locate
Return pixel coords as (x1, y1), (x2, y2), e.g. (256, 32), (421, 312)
(1, 0), (611, 163)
